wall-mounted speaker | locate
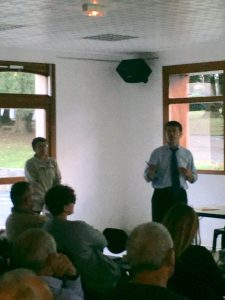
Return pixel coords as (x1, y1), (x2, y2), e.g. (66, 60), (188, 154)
(116, 59), (152, 83)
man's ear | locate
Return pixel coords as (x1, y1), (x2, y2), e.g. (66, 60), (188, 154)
(164, 248), (175, 278)
(179, 130), (183, 138)
(22, 195), (29, 205)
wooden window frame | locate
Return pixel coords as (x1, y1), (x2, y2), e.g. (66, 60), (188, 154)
(0, 60), (56, 184)
(163, 60), (225, 175)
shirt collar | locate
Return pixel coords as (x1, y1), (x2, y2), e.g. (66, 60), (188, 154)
(165, 143), (180, 149)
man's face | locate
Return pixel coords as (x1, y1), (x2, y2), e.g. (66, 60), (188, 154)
(165, 126), (182, 147)
(34, 142), (48, 157)
(24, 187), (34, 210)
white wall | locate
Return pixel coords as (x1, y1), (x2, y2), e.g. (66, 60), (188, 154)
(1, 44), (225, 248)
(55, 58), (161, 231)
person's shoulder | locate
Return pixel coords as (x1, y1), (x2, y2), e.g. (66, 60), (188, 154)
(161, 287), (190, 300)
(32, 213), (46, 223)
(68, 220), (93, 229)
(180, 244), (213, 264)
(48, 157), (56, 162)
(151, 145), (168, 154)
(52, 219), (88, 230)
(184, 244), (211, 256)
(179, 146), (193, 155)
(25, 156), (35, 165)
(47, 156), (59, 163)
(46, 218), (99, 234)
(69, 221), (103, 238)
(111, 283), (189, 300)
(47, 157), (59, 166)
(5, 212), (13, 224)
(156, 145), (167, 150)
(6, 211), (25, 220)
(185, 244), (208, 252)
(8, 211), (44, 223)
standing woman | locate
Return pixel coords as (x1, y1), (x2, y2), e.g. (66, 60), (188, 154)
(163, 204), (225, 300)
(25, 137), (61, 213)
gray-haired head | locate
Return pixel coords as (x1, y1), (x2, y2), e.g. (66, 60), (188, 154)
(11, 228), (57, 273)
(127, 222), (173, 273)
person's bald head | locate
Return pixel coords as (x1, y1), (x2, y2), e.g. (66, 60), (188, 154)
(0, 269), (53, 300)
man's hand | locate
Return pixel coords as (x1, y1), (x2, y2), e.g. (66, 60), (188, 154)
(39, 253), (77, 278)
(147, 164), (157, 180)
(179, 167), (194, 182)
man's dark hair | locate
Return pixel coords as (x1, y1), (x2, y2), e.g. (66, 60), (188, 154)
(10, 182), (30, 207)
(165, 121), (182, 132)
(31, 137), (47, 151)
(45, 185), (76, 216)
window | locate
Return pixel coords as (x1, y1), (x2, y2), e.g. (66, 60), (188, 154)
(0, 61), (56, 227)
(163, 61), (225, 174)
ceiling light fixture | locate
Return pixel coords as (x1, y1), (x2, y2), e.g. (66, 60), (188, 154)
(82, 1), (105, 17)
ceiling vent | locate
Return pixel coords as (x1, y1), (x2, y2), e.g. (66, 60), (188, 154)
(0, 24), (25, 32)
(83, 34), (137, 41)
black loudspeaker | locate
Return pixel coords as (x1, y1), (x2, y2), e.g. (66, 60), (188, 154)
(116, 59), (152, 83)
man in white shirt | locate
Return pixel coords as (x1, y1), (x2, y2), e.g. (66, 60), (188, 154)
(144, 121), (197, 222)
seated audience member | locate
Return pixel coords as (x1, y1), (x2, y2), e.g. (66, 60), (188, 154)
(0, 233), (11, 275)
(163, 204), (225, 300)
(5, 181), (46, 242)
(0, 268), (53, 300)
(11, 228), (84, 300)
(44, 184), (121, 295)
(111, 222), (189, 300)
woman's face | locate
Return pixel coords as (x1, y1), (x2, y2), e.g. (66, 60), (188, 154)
(64, 202), (74, 216)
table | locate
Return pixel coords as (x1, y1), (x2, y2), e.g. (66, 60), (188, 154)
(195, 206), (225, 251)
(195, 206), (225, 220)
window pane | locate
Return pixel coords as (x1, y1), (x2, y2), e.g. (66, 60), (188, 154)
(0, 108), (46, 177)
(169, 71), (224, 99)
(169, 102), (224, 171)
(0, 72), (49, 95)
(0, 184), (11, 229)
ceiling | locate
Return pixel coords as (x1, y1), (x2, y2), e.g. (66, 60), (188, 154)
(1, 0), (225, 60)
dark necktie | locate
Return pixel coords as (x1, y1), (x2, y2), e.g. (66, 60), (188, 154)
(170, 148), (180, 192)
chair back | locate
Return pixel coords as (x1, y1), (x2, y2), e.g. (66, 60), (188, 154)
(103, 228), (128, 254)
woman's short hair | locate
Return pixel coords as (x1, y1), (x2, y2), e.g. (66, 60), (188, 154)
(32, 137), (47, 151)
(45, 184), (76, 216)
(162, 204), (199, 259)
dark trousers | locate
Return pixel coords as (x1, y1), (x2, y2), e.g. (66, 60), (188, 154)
(152, 187), (187, 223)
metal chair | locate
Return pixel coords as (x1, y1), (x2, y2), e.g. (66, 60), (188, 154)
(212, 228), (225, 251)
